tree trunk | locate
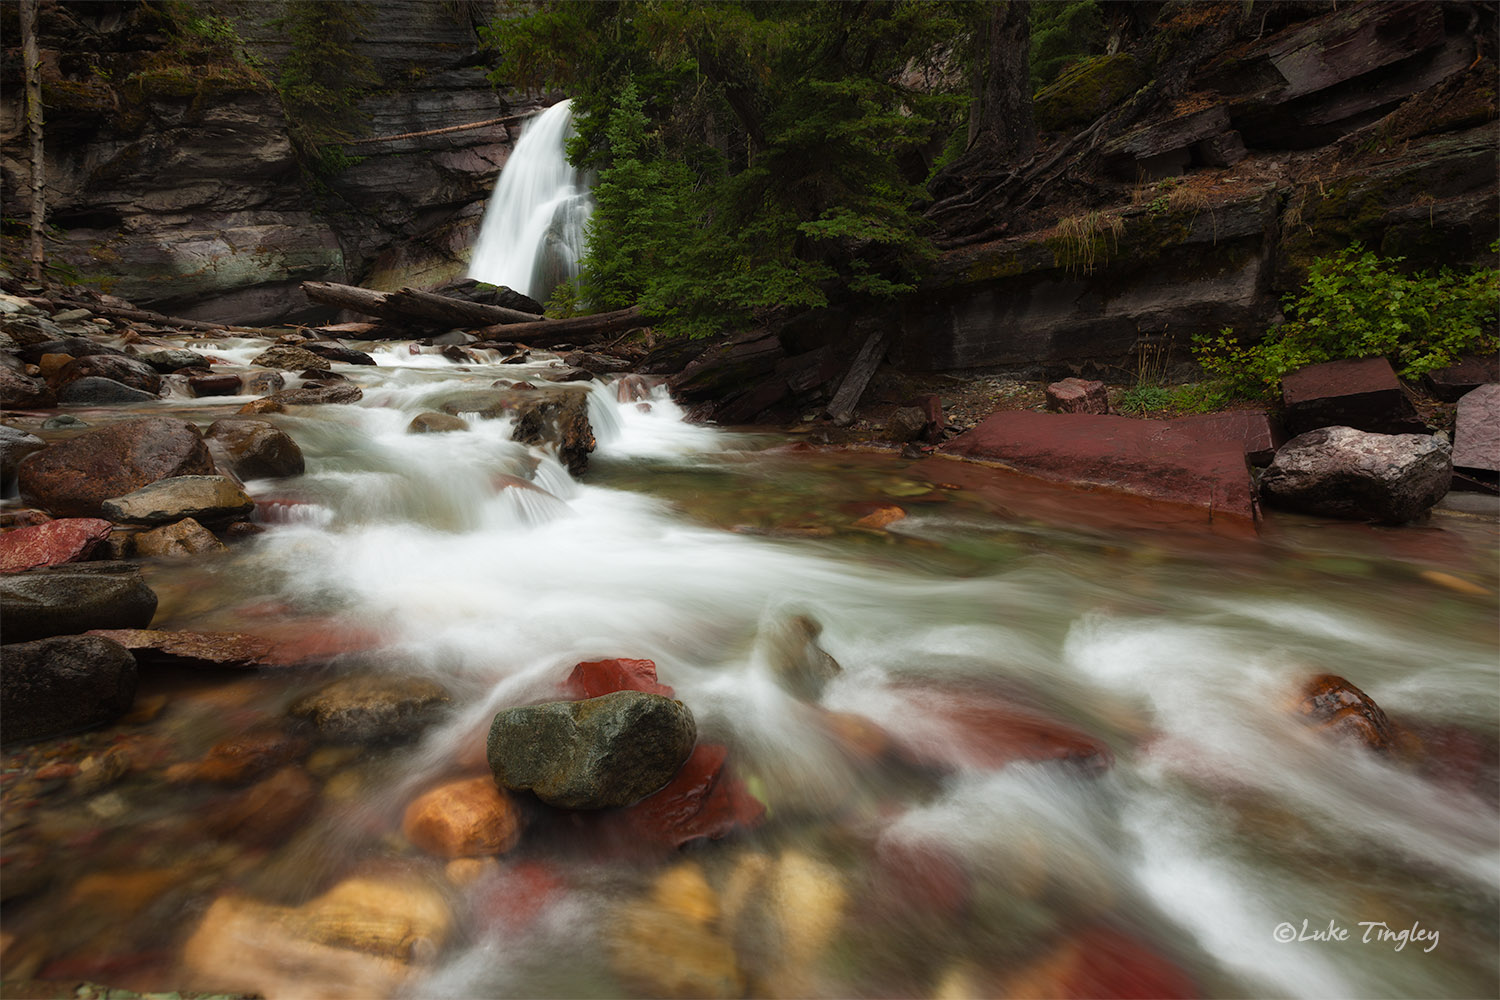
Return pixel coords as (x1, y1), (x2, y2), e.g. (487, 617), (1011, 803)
(472, 306), (644, 347)
(21, 0), (45, 280)
(967, 1), (1035, 165)
(301, 282), (542, 327)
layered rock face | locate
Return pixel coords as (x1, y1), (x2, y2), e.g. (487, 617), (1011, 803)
(0, 0), (527, 325)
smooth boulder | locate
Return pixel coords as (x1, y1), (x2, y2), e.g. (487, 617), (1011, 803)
(487, 690), (697, 809)
(251, 345), (331, 371)
(133, 517), (227, 558)
(101, 475), (255, 525)
(57, 376), (159, 404)
(17, 416), (215, 517)
(0, 635), (138, 744)
(1, 425), (47, 492)
(1259, 425), (1452, 523)
(205, 418), (305, 479)
(0, 564), (158, 642)
(289, 674), (451, 743)
(55, 354), (162, 395)
(0, 366), (56, 408)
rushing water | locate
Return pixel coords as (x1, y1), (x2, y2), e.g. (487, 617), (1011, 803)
(2, 338), (1497, 999)
(467, 101), (592, 300)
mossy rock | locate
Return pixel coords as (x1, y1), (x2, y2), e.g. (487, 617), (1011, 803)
(1034, 53), (1148, 133)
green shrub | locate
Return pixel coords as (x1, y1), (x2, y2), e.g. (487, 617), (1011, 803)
(1115, 383), (1171, 415)
(1193, 243), (1499, 398)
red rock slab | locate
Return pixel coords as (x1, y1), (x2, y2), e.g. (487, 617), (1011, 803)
(1167, 409), (1286, 466)
(939, 410), (1256, 521)
(1280, 356), (1427, 435)
(86, 628), (277, 670)
(563, 657), (676, 699)
(1000, 924), (1199, 999)
(601, 743), (766, 852)
(888, 685), (1113, 774)
(0, 517), (111, 572)
(1452, 383), (1499, 474)
(1424, 356), (1500, 402)
(1045, 377), (1109, 415)
(873, 837), (971, 918)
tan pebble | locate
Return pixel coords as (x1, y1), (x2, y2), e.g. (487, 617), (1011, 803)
(854, 505), (907, 530)
(444, 856), (498, 887)
(651, 861), (719, 925)
(1418, 570), (1490, 596)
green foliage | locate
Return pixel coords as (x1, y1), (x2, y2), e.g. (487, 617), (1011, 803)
(1167, 381), (1235, 414)
(271, 1), (378, 176)
(1115, 383), (1171, 415)
(485, 0), (969, 336)
(1193, 243), (1500, 398)
(545, 278), (583, 319)
(1029, 1), (1105, 91)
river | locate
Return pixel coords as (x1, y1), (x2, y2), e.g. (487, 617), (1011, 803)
(2, 335), (1496, 999)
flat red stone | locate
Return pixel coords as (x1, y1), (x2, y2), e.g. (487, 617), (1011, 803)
(887, 685), (1113, 774)
(605, 743), (766, 851)
(87, 628), (276, 670)
(939, 410), (1256, 521)
(0, 517), (112, 572)
(1054, 924), (1200, 999)
(564, 657), (675, 699)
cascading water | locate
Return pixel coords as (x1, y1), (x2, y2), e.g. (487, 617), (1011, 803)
(1, 334), (1496, 999)
(467, 100), (592, 301)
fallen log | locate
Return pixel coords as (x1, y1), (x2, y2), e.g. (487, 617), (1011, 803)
(825, 329), (889, 426)
(472, 306), (646, 347)
(300, 281), (540, 328)
(54, 297), (264, 335)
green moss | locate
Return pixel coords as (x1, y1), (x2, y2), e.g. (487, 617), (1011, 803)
(40, 79), (116, 113)
(963, 252), (1028, 284)
(1033, 53), (1148, 132)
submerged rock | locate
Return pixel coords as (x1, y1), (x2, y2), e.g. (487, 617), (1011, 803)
(205, 766), (320, 846)
(402, 776), (522, 858)
(86, 628), (276, 670)
(17, 416), (215, 518)
(0, 563), (157, 641)
(487, 690), (697, 808)
(407, 411), (469, 434)
(261, 381), (364, 406)
(101, 474), (254, 525)
(1259, 425), (1452, 523)
(1297, 674), (1404, 753)
(760, 614), (843, 701)
(0, 635), (138, 744)
(290, 674), (452, 743)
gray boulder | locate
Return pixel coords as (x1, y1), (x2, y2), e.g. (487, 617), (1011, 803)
(101, 475), (255, 525)
(55, 354), (162, 395)
(136, 349), (211, 373)
(487, 690), (697, 809)
(1452, 383), (1498, 475)
(1, 425), (46, 494)
(0, 365), (56, 409)
(289, 674), (451, 743)
(58, 377), (159, 405)
(251, 346), (331, 372)
(1, 635), (138, 744)
(1259, 425), (1452, 524)
(0, 563), (158, 642)
(205, 418), (305, 479)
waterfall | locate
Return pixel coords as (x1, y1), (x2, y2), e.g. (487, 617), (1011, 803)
(467, 99), (592, 301)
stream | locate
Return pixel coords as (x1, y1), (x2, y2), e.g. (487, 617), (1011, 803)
(2, 336), (1497, 999)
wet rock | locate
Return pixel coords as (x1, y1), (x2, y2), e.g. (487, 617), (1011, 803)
(873, 836), (971, 919)
(182, 875), (450, 997)
(40, 413), (88, 430)
(604, 743), (766, 850)
(996, 924), (1198, 999)
(1, 424), (46, 492)
(0, 517), (111, 572)
(401, 775), (522, 858)
(0, 365), (57, 408)
(289, 674), (452, 743)
(205, 766), (319, 847)
(173, 729), (310, 784)
(487, 690), (697, 808)
(407, 411), (469, 434)
(887, 406), (929, 443)
(613, 373), (659, 402)
(188, 372), (243, 397)
(549, 365), (595, 383)
(564, 657), (676, 699)
(87, 628), (276, 670)
(560, 350), (633, 376)
(57, 376), (160, 404)
(888, 685), (1114, 774)
(1045, 377), (1109, 414)
(1167, 409), (1286, 466)
(0, 635), (137, 744)
(17, 416), (215, 518)
(37, 352), (74, 377)
(1451, 383), (1498, 475)
(101, 475), (254, 525)
(940, 410), (1257, 521)
(251, 345), (331, 371)
(440, 385), (595, 473)
(302, 342), (376, 365)
(70, 745), (132, 794)
(760, 614), (843, 700)
(1260, 426), (1452, 523)
(1297, 674), (1403, 753)
(136, 348), (211, 373)
(238, 397), (285, 415)
(54, 354), (162, 395)
(14, 337), (126, 365)
(132, 517), (227, 558)
(607, 864), (744, 999)
(1280, 357), (1427, 435)
(0, 564), (157, 642)
(243, 370), (285, 395)
(205, 418), (305, 480)
(853, 505), (906, 530)
(441, 344), (473, 363)
(720, 848), (847, 997)
(261, 381), (364, 406)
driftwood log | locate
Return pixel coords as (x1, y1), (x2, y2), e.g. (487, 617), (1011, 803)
(301, 281), (541, 327)
(472, 306), (645, 347)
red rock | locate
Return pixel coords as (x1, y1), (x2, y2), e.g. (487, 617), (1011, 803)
(1002, 924), (1199, 999)
(1296, 674), (1403, 753)
(1407, 722), (1500, 804)
(1280, 357), (1427, 435)
(190, 730), (310, 784)
(17, 417), (216, 519)
(35, 762), (80, 780)
(888, 686), (1113, 774)
(605, 743), (766, 851)
(1046, 378), (1109, 415)
(402, 776), (522, 858)
(87, 628), (276, 670)
(874, 838), (970, 917)
(564, 658), (676, 699)
(939, 410), (1256, 521)
(1452, 383), (1498, 474)
(1424, 356), (1499, 402)
(206, 766), (319, 846)
(189, 373), (244, 397)
(474, 860), (567, 932)
(1167, 409), (1286, 466)
(0, 517), (112, 572)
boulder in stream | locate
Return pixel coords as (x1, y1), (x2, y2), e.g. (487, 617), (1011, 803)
(487, 690), (697, 808)
(1259, 425), (1452, 523)
(132, 517), (228, 558)
(54, 353), (162, 395)
(251, 345), (331, 371)
(402, 776), (522, 858)
(56, 376), (159, 405)
(0, 634), (138, 744)
(0, 517), (111, 572)
(289, 674), (452, 743)
(0, 562), (158, 641)
(1, 424), (46, 492)
(205, 417), (305, 479)
(16, 416), (216, 518)
(0, 365), (56, 408)
(101, 474), (255, 525)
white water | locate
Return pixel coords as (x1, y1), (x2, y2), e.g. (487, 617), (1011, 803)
(467, 100), (592, 300)
(4, 341), (1496, 999)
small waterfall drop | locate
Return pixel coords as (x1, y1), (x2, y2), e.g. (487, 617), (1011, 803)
(468, 99), (592, 301)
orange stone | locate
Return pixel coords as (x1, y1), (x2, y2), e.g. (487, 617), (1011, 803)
(402, 776), (521, 858)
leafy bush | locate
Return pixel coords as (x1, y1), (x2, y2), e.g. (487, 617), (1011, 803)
(1193, 244), (1499, 398)
(1115, 383), (1171, 415)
